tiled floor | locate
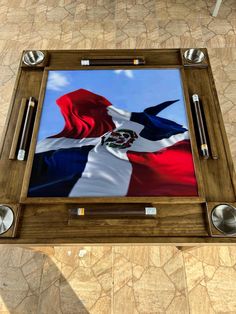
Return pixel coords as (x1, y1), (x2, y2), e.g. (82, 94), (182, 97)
(0, 0), (236, 162)
(2, 246), (236, 313)
(0, 0), (236, 313)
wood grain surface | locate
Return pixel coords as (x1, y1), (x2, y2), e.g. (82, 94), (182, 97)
(0, 49), (235, 244)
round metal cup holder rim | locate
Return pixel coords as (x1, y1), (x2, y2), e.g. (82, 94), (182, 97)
(0, 204), (14, 235)
(23, 50), (45, 66)
(211, 203), (236, 235)
(184, 49), (205, 64)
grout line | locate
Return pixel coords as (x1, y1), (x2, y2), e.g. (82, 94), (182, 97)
(181, 251), (191, 314)
(36, 252), (47, 314)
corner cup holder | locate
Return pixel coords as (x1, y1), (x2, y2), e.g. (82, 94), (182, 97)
(0, 204), (14, 235)
(23, 50), (45, 66)
(211, 204), (236, 235)
(184, 49), (205, 64)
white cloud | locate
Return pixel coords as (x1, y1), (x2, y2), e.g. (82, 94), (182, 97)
(47, 72), (70, 91)
(125, 70), (134, 78)
(114, 70), (134, 79)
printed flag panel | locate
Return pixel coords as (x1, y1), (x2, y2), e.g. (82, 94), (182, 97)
(28, 69), (198, 197)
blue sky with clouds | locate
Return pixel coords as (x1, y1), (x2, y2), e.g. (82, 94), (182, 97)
(37, 69), (189, 141)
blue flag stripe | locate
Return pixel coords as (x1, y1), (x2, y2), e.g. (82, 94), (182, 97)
(28, 145), (94, 197)
(130, 112), (187, 141)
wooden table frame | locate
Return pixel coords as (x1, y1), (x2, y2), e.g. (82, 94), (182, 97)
(0, 49), (236, 244)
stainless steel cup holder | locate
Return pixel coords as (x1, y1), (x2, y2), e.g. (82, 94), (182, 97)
(0, 204), (14, 235)
(23, 50), (45, 66)
(211, 204), (236, 235)
(184, 49), (205, 64)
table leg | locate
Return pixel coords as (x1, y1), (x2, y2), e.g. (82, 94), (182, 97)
(212, 0), (222, 17)
(176, 246), (197, 252)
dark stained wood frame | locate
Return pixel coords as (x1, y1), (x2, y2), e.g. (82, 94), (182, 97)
(0, 49), (235, 244)
(9, 98), (28, 160)
(20, 70), (49, 202)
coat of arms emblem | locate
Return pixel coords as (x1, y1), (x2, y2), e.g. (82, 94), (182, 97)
(101, 129), (138, 149)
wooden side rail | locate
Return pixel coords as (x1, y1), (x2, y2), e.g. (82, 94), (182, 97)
(201, 95), (219, 160)
(9, 98), (27, 159)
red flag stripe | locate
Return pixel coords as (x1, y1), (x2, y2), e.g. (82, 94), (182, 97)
(126, 140), (198, 196)
(52, 89), (115, 139)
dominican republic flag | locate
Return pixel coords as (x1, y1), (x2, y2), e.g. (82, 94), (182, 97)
(28, 89), (198, 197)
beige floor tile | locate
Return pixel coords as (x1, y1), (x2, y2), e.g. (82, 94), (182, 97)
(37, 246), (112, 314)
(188, 284), (215, 314)
(116, 0), (156, 20)
(32, 21), (62, 40)
(40, 256), (62, 292)
(75, 0), (115, 21)
(156, 0), (207, 20)
(149, 246), (178, 267)
(0, 40), (6, 53)
(60, 20), (74, 44)
(6, 7), (34, 24)
(0, 267), (29, 310)
(206, 267), (236, 312)
(46, 6), (70, 22)
(228, 135), (236, 162)
(0, 76), (16, 139)
(0, 5), (8, 24)
(90, 295), (111, 314)
(0, 40), (27, 67)
(28, 246), (55, 256)
(158, 19), (204, 48)
(183, 252), (206, 292)
(25, 1), (48, 17)
(0, 65), (14, 85)
(113, 246), (189, 313)
(0, 23), (20, 40)
(208, 47), (236, 164)
(62, 0), (79, 18)
(0, 247), (44, 313)
(133, 267), (176, 311)
(71, 20), (116, 49)
(201, 18), (236, 48)
(116, 19), (159, 49)
(38, 282), (64, 314)
(114, 285), (138, 314)
(113, 253), (133, 293)
(184, 246), (236, 313)
(3, 0), (27, 8)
